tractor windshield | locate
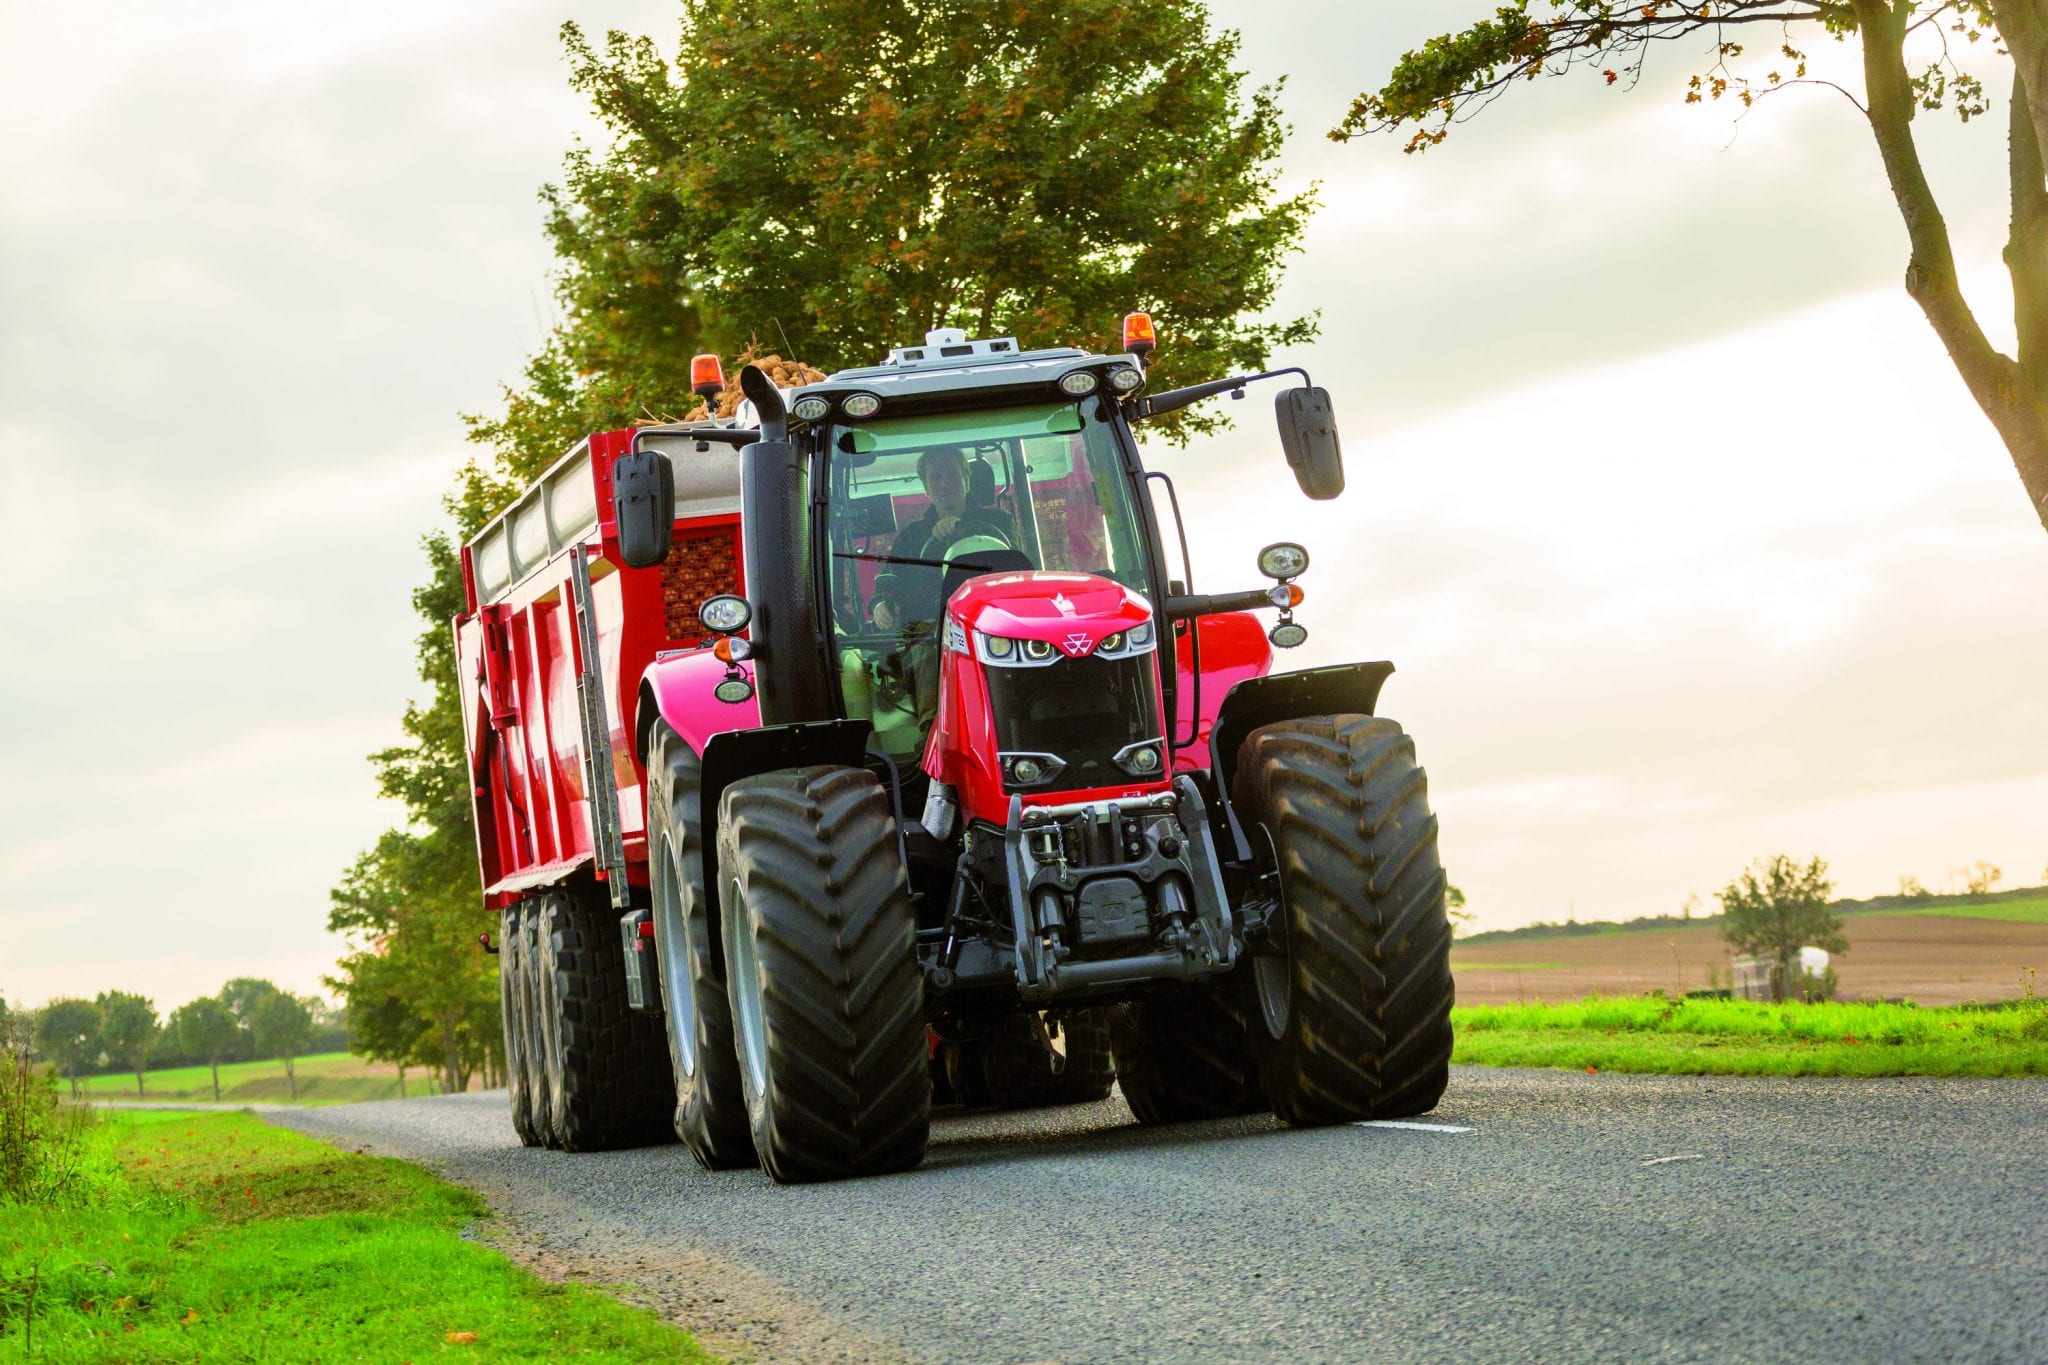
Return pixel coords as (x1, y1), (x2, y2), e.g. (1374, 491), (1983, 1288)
(824, 398), (1153, 757)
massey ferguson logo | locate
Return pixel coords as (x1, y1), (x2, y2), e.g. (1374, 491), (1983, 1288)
(1061, 632), (1093, 657)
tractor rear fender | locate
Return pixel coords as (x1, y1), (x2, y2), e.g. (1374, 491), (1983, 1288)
(1205, 662), (1395, 861)
(636, 655), (869, 973)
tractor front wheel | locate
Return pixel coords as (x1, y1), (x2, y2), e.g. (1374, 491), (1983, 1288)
(1109, 988), (1265, 1124)
(980, 1010), (1116, 1109)
(717, 766), (930, 1183)
(648, 723), (755, 1170)
(1231, 714), (1454, 1125)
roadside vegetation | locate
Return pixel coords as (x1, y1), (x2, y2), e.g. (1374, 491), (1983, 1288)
(73, 1052), (423, 1107)
(2, 1086), (704, 1358)
(1450, 993), (2048, 1077)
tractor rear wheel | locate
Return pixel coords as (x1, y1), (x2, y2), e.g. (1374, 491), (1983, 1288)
(499, 900), (543, 1147)
(532, 887), (676, 1151)
(981, 1010), (1116, 1109)
(717, 766), (929, 1183)
(1110, 988), (1265, 1123)
(1232, 715), (1454, 1125)
(647, 723), (755, 1170)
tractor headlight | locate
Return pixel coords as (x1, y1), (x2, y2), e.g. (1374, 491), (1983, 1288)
(1002, 752), (1065, 786)
(1114, 741), (1164, 776)
(698, 594), (753, 634)
(1092, 620), (1156, 659)
(975, 631), (1058, 667)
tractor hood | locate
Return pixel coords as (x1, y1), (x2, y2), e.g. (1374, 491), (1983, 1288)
(946, 572), (1154, 655)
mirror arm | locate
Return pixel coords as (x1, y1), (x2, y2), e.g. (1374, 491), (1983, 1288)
(1131, 366), (1311, 421)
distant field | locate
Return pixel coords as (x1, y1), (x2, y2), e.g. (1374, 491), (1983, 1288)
(1453, 912), (2047, 1006)
(1873, 896), (2048, 926)
(1451, 996), (2048, 1077)
(78, 1052), (454, 1105)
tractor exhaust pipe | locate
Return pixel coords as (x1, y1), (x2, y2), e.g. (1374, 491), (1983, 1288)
(736, 365), (834, 726)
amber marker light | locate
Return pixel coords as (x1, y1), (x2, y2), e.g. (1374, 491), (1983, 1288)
(690, 353), (725, 402)
(1122, 311), (1157, 357)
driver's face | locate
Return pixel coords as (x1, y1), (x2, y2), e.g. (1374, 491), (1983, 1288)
(923, 459), (967, 515)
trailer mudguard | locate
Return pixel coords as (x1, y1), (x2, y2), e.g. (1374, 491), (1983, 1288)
(1205, 661), (1396, 860)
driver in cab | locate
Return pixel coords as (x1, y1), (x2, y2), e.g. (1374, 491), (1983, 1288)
(868, 444), (1011, 631)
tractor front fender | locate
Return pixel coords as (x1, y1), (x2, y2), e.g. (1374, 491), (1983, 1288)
(1206, 662), (1395, 859)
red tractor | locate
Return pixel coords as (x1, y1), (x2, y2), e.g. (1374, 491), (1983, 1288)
(456, 317), (1453, 1183)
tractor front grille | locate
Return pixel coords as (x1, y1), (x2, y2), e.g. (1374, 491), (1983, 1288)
(984, 652), (1163, 794)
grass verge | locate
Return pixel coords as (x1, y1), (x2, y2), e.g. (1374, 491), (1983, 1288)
(1, 1112), (709, 1361)
(1450, 995), (2048, 1076)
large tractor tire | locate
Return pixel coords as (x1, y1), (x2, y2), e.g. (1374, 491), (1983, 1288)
(499, 900), (543, 1147)
(646, 722), (755, 1170)
(1232, 714), (1455, 1125)
(717, 766), (929, 1183)
(1109, 988), (1266, 1124)
(981, 1010), (1116, 1109)
(531, 887), (676, 1151)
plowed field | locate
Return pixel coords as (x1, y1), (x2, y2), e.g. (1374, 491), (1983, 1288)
(1451, 913), (2048, 1006)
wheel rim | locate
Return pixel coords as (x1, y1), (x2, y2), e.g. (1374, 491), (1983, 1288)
(1252, 823), (1293, 1041)
(536, 910), (566, 1113)
(652, 828), (698, 1081)
(727, 875), (769, 1100)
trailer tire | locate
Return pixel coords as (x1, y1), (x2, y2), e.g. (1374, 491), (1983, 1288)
(532, 888), (676, 1151)
(1232, 714), (1454, 1125)
(647, 723), (755, 1170)
(717, 766), (929, 1183)
(1110, 988), (1266, 1124)
(981, 1010), (1116, 1109)
(500, 900), (543, 1147)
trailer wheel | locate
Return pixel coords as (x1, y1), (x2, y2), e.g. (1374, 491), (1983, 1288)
(717, 766), (929, 1183)
(499, 900), (543, 1147)
(1109, 988), (1266, 1123)
(1232, 715), (1454, 1125)
(981, 1011), (1116, 1109)
(647, 722), (755, 1170)
(532, 887), (676, 1151)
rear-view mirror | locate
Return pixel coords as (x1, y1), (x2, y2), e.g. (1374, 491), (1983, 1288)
(1275, 386), (1343, 501)
(613, 449), (675, 569)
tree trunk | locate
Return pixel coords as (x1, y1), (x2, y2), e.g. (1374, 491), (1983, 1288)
(439, 1018), (463, 1096)
(210, 1060), (221, 1102)
(285, 1057), (297, 1101)
(134, 1068), (144, 1100)
(398, 1062), (407, 1099)
(1855, 0), (2048, 533)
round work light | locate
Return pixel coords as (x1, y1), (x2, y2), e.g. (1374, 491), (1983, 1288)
(792, 395), (831, 422)
(1257, 542), (1310, 580)
(1058, 370), (1100, 396)
(714, 677), (756, 704)
(698, 594), (753, 634)
(1269, 621), (1308, 649)
(841, 392), (882, 418)
(1107, 365), (1144, 393)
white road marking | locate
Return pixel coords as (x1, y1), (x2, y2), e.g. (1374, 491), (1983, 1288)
(1353, 1120), (1473, 1134)
(1640, 1154), (1704, 1165)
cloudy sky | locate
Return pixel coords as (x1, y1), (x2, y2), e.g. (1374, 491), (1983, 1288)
(3, 2), (2043, 1012)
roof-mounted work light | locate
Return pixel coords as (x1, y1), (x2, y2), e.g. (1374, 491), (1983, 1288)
(1123, 312), (1157, 361)
(690, 353), (725, 403)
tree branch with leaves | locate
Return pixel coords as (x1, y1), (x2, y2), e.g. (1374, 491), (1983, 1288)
(1342, 0), (2048, 534)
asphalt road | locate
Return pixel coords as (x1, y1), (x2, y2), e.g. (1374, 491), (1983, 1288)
(270, 1069), (2047, 1363)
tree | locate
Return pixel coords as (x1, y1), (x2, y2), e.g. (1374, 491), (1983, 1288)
(33, 998), (101, 1099)
(252, 993), (314, 1100)
(218, 977), (281, 1061)
(1963, 859), (2004, 893)
(1446, 883), (1475, 935)
(466, 1), (1316, 475)
(1898, 874), (1932, 897)
(1343, 1), (2048, 535)
(171, 997), (238, 1102)
(95, 992), (158, 1100)
(1717, 854), (1848, 1000)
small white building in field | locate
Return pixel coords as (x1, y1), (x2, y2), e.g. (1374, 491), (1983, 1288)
(1732, 947), (1832, 1001)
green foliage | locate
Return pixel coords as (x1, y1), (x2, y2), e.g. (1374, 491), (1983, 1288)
(1451, 993), (2048, 1076)
(74, 1053), (413, 1107)
(1718, 854), (1847, 975)
(1338, 2), (2003, 152)
(252, 995), (315, 1100)
(1446, 883), (1474, 936)
(31, 1000), (100, 1098)
(170, 997), (238, 1101)
(1876, 895), (2048, 925)
(0, 1114), (708, 1358)
(468, 0), (1316, 475)
(94, 991), (157, 1100)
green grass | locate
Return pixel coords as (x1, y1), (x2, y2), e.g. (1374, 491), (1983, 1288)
(1873, 894), (2048, 925)
(76, 1052), (413, 1106)
(0, 1113), (711, 1360)
(1449, 961), (1569, 971)
(1450, 995), (2048, 1076)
